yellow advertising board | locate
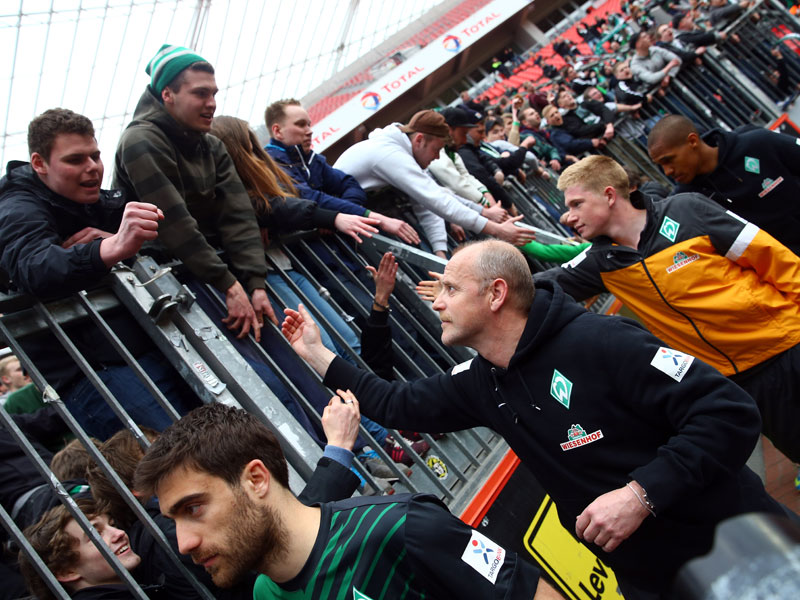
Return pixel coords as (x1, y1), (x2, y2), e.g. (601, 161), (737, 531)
(523, 496), (625, 600)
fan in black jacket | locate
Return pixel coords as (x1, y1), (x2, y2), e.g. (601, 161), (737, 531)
(556, 89), (615, 140)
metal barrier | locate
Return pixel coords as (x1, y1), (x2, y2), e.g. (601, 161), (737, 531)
(6, 3), (800, 594)
(0, 232), (513, 595)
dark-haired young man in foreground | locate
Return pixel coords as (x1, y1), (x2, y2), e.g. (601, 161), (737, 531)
(134, 401), (558, 600)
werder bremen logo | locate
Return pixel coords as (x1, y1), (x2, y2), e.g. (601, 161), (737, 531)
(550, 369), (573, 409)
(659, 216), (680, 242)
(353, 588), (375, 600)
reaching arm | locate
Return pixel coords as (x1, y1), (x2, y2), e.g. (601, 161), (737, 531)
(282, 305), (481, 432)
(0, 196), (159, 296)
(370, 149), (489, 233)
(533, 245), (607, 301)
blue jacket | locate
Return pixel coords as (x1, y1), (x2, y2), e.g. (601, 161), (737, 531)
(266, 139), (367, 216)
(549, 126), (596, 155)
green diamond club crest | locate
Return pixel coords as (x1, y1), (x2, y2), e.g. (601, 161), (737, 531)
(353, 588), (375, 600)
(659, 216), (680, 242)
(744, 156), (760, 174)
(550, 369), (573, 409)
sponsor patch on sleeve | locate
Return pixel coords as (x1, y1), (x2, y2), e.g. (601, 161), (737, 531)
(650, 347), (694, 382)
(451, 358), (473, 376)
(461, 530), (506, 584)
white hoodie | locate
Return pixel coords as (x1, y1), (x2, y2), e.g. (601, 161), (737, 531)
(335, 124), (488, 252)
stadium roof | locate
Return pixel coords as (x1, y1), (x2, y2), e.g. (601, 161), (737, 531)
(0, 0), (457, 182)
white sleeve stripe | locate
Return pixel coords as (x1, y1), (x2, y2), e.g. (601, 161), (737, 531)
(725, 209), (747, 224)
(725, 222), (759, 261)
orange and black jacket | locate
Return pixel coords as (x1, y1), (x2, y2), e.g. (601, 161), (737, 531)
(535, 192), (800, 376)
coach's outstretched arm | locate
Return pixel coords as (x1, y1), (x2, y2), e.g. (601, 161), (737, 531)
(282, 305), (338, 376)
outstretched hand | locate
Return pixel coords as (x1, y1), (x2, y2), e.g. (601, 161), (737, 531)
(415, 271), (443, 302)
(366, 251), (398, 306)
(371, 211), (420, 245)
(496, 216), (536, 246)
(322, 389), (361, 451)
(281, 304), (337, 375)
(334, 213), (380, 243)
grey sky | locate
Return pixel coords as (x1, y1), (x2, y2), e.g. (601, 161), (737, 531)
(0, 0), (443, 183)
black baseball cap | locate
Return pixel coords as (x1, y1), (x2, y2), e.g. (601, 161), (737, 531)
(441, 107), (483, 128)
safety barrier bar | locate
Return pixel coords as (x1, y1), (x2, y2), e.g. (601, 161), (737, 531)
(0, 312), (213, 599)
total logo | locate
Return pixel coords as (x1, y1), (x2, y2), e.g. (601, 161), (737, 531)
(360, 91), (381, 111)
(443, 34), (462, 52)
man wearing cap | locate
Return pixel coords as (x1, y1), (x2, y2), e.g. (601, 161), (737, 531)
(427, 108), (500, 210)
(113, 44), (275, 341)
(444, 107), (518, 211)
(334, 110), (534, 257)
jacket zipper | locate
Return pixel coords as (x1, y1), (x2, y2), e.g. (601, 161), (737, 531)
(295, 146), (312, 179)
(639, 258), (738, 374)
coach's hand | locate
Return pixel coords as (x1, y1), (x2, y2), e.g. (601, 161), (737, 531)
(575, 483), (650, 553)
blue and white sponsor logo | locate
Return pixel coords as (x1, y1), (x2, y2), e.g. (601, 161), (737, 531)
(650, 347), (694, 382)
(461, 530), (505, 584)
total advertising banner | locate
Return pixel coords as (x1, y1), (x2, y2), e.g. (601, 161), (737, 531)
(312, 0), (533, 152)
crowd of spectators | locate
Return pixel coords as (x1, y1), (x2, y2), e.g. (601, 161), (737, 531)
(2, 0), (800, 597)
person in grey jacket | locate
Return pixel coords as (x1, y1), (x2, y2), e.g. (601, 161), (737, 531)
(629, 30), (682, 90)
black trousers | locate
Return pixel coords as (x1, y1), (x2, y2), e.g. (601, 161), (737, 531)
(731, 343), (800, 464)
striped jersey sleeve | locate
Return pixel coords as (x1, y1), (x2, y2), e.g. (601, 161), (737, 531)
(253, 494), (540, 600)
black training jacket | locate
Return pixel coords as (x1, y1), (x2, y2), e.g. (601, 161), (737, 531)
(324, 280), (783, 591)
(674, 126), (800, 256)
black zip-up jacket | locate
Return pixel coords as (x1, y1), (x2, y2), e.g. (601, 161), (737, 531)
(0, 162), (122, 296)
(673, 126), (800, 256)
(0, 162), (154, 390)
(456, 143), (513, 208)
(561, 100), (614, 139)
(324, 280), (783, 591)
(255, 196), (337, 235)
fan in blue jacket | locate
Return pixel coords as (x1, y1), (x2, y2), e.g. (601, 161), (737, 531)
(264, 99), (419, 245)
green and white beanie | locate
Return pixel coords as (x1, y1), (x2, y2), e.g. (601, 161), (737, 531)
(146, 44), (208, 94)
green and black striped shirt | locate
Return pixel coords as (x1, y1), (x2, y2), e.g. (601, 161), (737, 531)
(253, 493), (540, 600)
